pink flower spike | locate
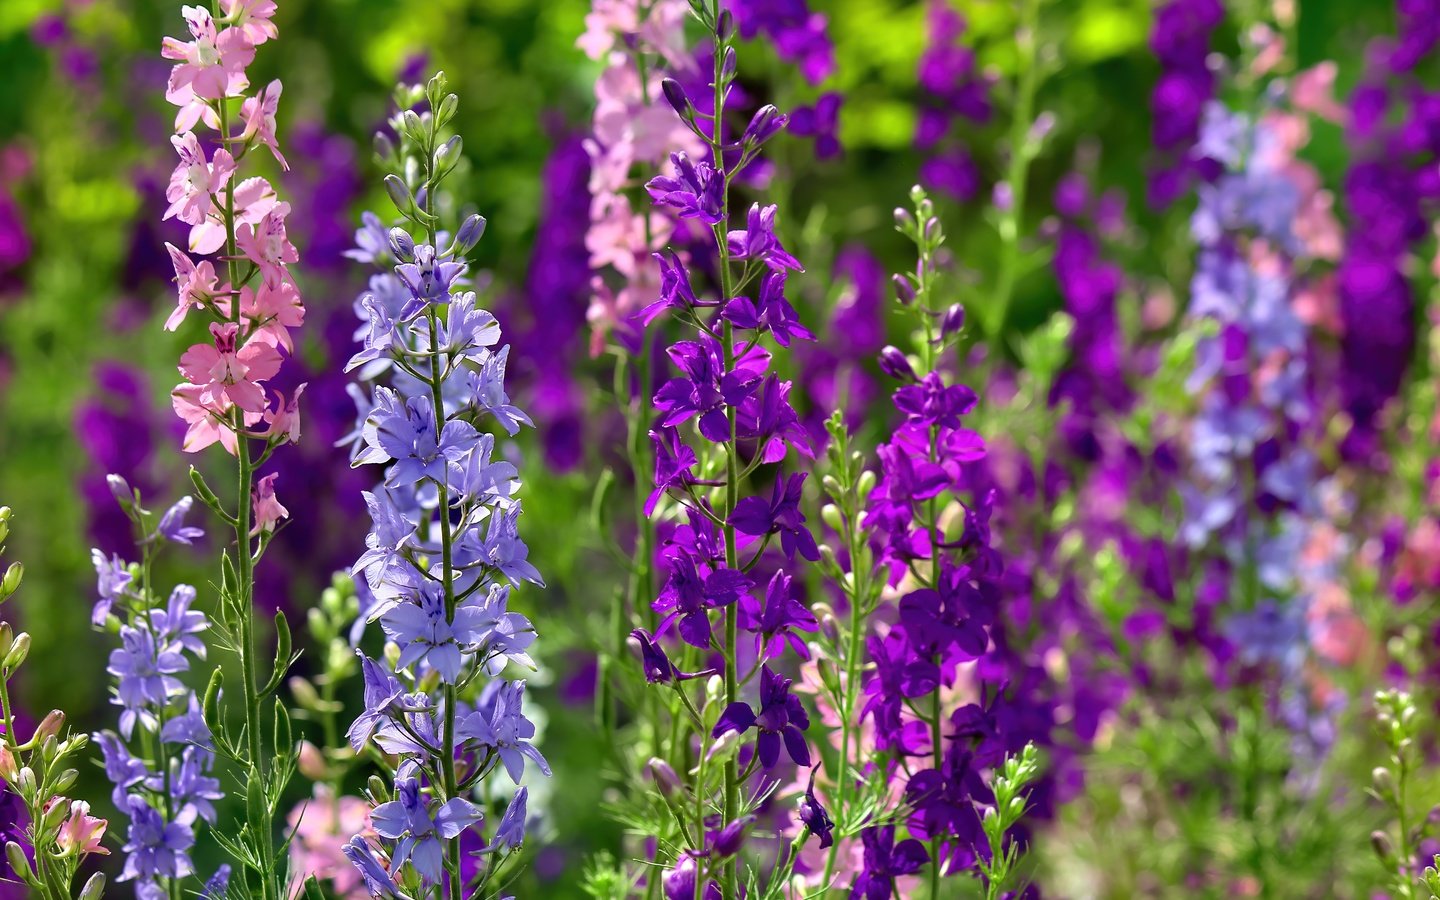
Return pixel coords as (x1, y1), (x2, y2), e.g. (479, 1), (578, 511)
(56, 801), (109, 857)
(179, 321), (283, 413)
(164, 242), (222, 330)
(162, 5), (254, 105)
(251, 472), (289, 535)
(236, 201), (297, 287)
(221, 0), (279, 46)
(165, 132), (235, 228)
(241, 281), (305, 351)
(259, 383), (305, 445)
(239, 80), (288, 169)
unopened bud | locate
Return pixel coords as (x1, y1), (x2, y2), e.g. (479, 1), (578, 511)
(2, 632), (30, 671)
(940, 303), (966, 341)
(1372, 829), (1394, 862)
(388, 227), (415, 263)
(661, 78), (693, 121)
(647, 758), (683, 797)
(891, 274), (916, 305)
(821, 504), (843, 532)
(42, 796), (70, 832)
(0, 745), (16, 782)
(1372, 767), (1395, 798)
(297, 740), (328, 781)
(106, 474), (133, 508)
(716, 10), (735, 41)
(0, 563), (22, 599)
(742, 104), (787, 147)
(383, 175), (412, 214)
(4, 842), (33, 885)
(878, 345), (917, 382)
(78, 873), (106, 900)
(32, 710), (64, 745)
(857, 469), (877, 497)
(454, 214), (487, 255)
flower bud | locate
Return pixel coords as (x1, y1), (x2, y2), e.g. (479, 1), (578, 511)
(297, 741), (328, 781)
(940, 303), (966, 341)
(1371, 829), (1394, 862)
(32, 710), (65, 746)
(1027, 111), (1056, 146)
(42, 796), (71, 832)
(820, 504), (843, 533)
(388, 227), (416, 263)
(1372, 766), (1395, 798)
(661, 78), (693, 121)
(879, 345), (917, 382)
(2, 632), (30, 671)
(78, 873), (106, 900)
(0, 745), (16, 783)
(992, 181), (1014, 212)
(106, 474), (133, 508)
(706, 729), (740, 765)
(454, 214), (487, 255)
(721, 46), (737, 81)
(742, 104), (787, 148)
(1, 563), (22, 599)
(893, 207), (915, 232)
(716, 10), (735, 41)
(4, 842), (33, 886)
(383, 175), (412, 214)
(0, 622), (12, 659)
(436, 92), (459, 125)
(857, 469), (877, 497)
(52, 768), (78, 795)
(373, 131), (396, 165)
(647, 758), (683, 798)
(891, 274), (916, 306)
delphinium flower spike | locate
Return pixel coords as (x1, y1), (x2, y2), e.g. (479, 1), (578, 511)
(339, 73), (547, 899)
(89, 480), (226, 900)
(0, 507), (109, 900)
(157, 2), (304, 896)
(846, 188), (1031, 898)
(619, 2), (830, 894)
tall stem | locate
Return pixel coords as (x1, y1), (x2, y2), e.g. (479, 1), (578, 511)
(416, 117), (464, 900)
(702, 11), (742, 894)
(218, 88), (275, 900)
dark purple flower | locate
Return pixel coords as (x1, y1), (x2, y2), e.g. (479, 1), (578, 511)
(851, 824), (929, 900)
(728, 472), (819, 561)
(712, 665), (811, 768)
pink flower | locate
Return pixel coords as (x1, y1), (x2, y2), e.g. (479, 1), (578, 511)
(162, 5), (254, 105)
(239, 79), (288, 169)
(189, 174), (278, 255)
(172, 383), (244, 454)
(221, 0), (279, 47)
(236, 201), (297, 287)
(164, 132), (235, 228)
(241, 280), (304, 350)
(251, 472), (288, 535)
(55, 800), (109, 857)
(259, 383), (305, 445)
(164, 242), (223, 330)
(287, 787), (372, 898)
(179, 321), (283, 413)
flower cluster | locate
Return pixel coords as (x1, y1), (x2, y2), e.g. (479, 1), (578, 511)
(0, 508), (108, 900)
(339, 72), (546, 897)
(916, 0), (992, 202)
(1336, 0), (1440, 452)
(856, 188), (1026, 895)
(621, 3), (829, 894)
(729, 0), (835, 86)
(1147, 0), (1223, 208)
(90, 479), (223, 900)
(161, 0), (304, 461)
(577, 0), (702, 354)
